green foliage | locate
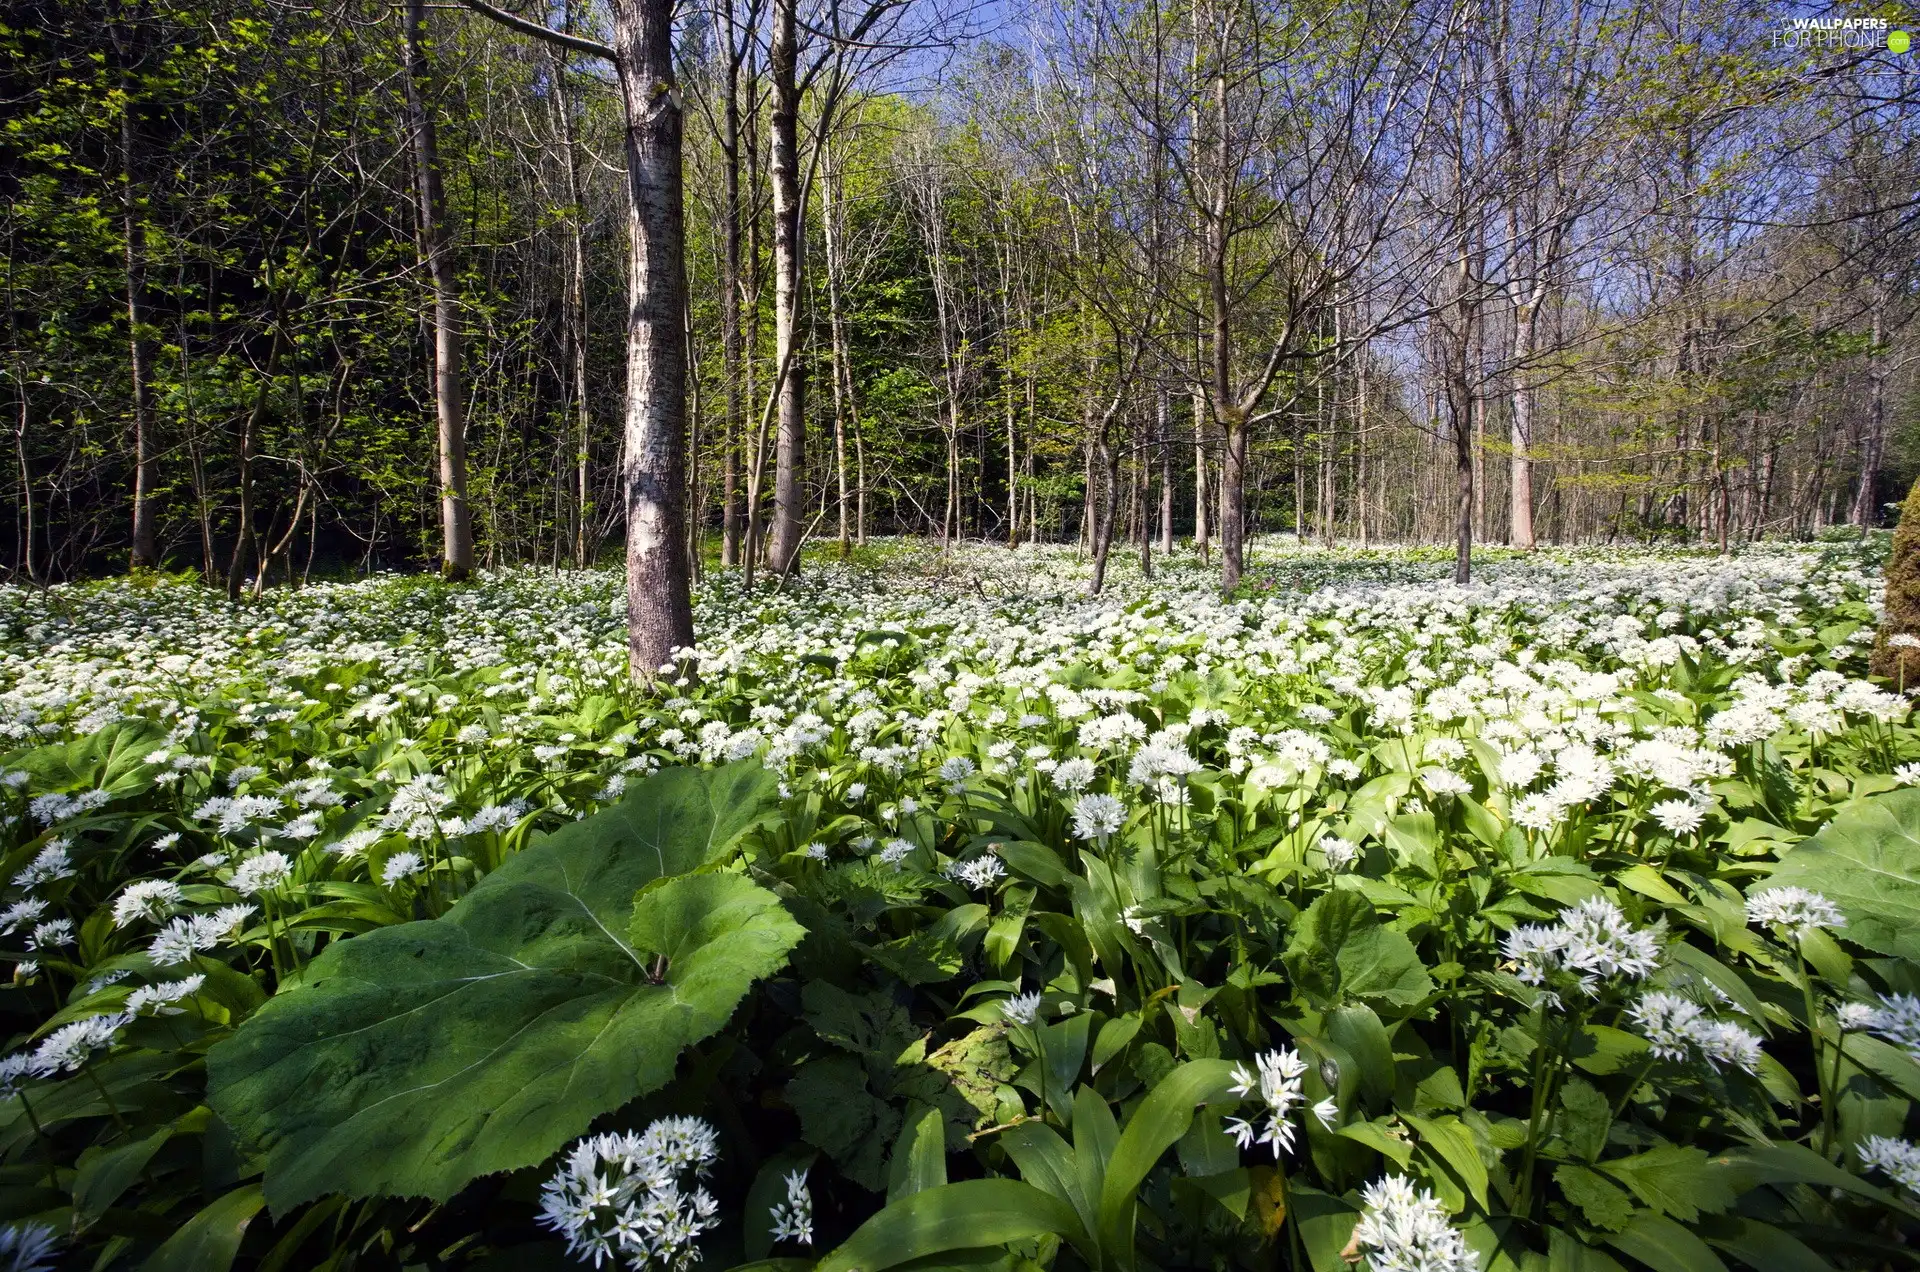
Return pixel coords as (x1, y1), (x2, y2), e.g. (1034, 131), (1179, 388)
(207, 762), (792, 1208)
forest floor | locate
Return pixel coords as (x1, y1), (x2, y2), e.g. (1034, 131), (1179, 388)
(0, 534), (1917, 1270)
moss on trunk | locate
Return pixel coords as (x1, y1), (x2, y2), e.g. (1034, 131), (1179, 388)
(1873, 474), (1920, 681)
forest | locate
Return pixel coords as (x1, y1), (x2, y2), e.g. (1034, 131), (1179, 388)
(4, 1), (1920, 1270)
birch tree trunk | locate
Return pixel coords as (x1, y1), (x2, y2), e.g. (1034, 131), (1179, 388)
(766, 0), (806, 575)
(611, 0), (695, 676)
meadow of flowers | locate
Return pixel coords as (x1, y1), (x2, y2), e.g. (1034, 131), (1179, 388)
(4, 535), (1920, 1272)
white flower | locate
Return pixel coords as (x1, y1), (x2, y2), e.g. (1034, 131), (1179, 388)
(0, 899), (47, 937)
(127, 974), (205, 1016)
(1889, 633), (1920, 650)
(1745, 887), (1844, 939)
(1318, 836), (1359, 871)
(1628, 991), (1762, 1072)
(0, 1221), (58, 1272)
(1648, 798), (1707, 836)
(768, 1166), (814, 1246)
(31, 1012), (131, 1073)
(229, 850), (293, 896)
(1002, 991), (1043, 1026)
(1859, 1135), (1920, 1196)
(1351, 1175), (1480, 1272)
(111, 879), (184, 928)
(1502, 896), (1664, 993)
(877, 839), (914, 869)
(1509, 793), (1564, 833)
(945, 852), (1007, 892)
(1052, 758), (1097, 793)
(937, 756), (976, 790)
(1071, 793), (1125, 843)
(538, 1118), (722, 1269)
(1896, 763), (1920, 787)
(380, 852), (426, 887)
(1227, 1048), (1308, 1158)
(12, 842), (74, 890)
(1421, 768), (1472, 799)
(24, 920), (72, 951)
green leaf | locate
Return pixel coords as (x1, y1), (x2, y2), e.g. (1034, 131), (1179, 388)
(74, 1123), (174, 1222)
(1762, 789), (1920, 959)
(1555, 1164), (1634, 1232)
(1604, 1212), (1729, 1272)
(1286, 1182), (1362, 1272)
(1715, 1140), (1920, 1217)
(1325, 1003), (1395, 1105)
(815, 1179), (1081, 1272)
(1557, 1078), (1611, 1163)
(142, 1183), (266, 1272)
(1096, 1058), (1238, 1268)
(789, 1054), (898, 1191)
(1549, 1230), (1628, 1272)
(1403, 1112), (1489, 1211)
(1598, 1146), (1735, 1223)
(890, 1105), (949, 1201)
(1001, 1120), (1094, 1251)
(1284, 891), (1434, 1010)
(206, 762), (795, 1210)
(1696, 1216), (1834, 1272)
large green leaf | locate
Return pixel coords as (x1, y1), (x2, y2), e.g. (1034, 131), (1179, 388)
(1096, 1058), (1238, 1269)
(142, 1184), (266, 1272)
(815, 1178), (1081, 1272)
(1762, 789), (1920, 958)
(1283, 891), (1434, 1009)
(207, 762), (793, 1209)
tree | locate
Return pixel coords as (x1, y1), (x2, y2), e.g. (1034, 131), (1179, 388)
(402, 0), (477, 580)
(455, 0), (693, 676)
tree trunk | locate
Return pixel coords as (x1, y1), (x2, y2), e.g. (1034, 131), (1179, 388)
(766, 0), (805, 575)
(612, 0), (695, 677)
(719, 2), (745, 567)
(1851, 308), (1886, 528)
(403, 0), (475, 580)
(549, 35), (593, 567)
(120, 63), (159, 571)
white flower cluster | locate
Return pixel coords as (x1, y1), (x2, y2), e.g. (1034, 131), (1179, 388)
(1744, 887), (1844, 939)
(537, 1118), (722, 1271)
(1502, 897), (1664, 996)
(1627, 991), (1763, 1073)
(1350, 1174), (1480, 1272)
(1225, 1048), (1336, 1158)
(767, 1166), (814, 1246)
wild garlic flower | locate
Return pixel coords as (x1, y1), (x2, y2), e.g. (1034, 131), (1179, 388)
(1420, 769), (1472, 799)
(111, 879), (183, 928)
(1744, 887), (1843, 939)
(1052, 758), (1097, 793)
(1628, 991), (1763, 1072)
(944, 852), (1006, 892)
(127, 975), (205, 1016)
(1501, 897), (1664, 995)
(1001, 991), (1043, 1027)
(0, 1222), (58, 1272)
(537, 1118), (721, 1271)
(1859, 1135), (1920, 1196)
(1648, 798), (1708, 837)
(1071, 793), (1125, 844)
(0, 899), (47, 937)
(1855, 994), (1920, 1062)
(937, 756), (976, 792)
(877, 839), (914, 869)
(1226, 1048), (1308, 1158)
(11, 843), (74, 890)
(229, 850), (293, 896)
(1319, 836), (1360, 871)
(768, 1166), (814, 1246)
(31, 1012), (131, 1074)
(147, 906), (255, 966)
(380, 852), (426, 887)
(1350, 1175), (1480, 1272)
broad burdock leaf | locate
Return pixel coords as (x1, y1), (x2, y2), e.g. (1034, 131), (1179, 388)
(1283, 890), (1435, 1010)
(206, 761), (796, 1210)
(1762, 789), (1920, 959)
